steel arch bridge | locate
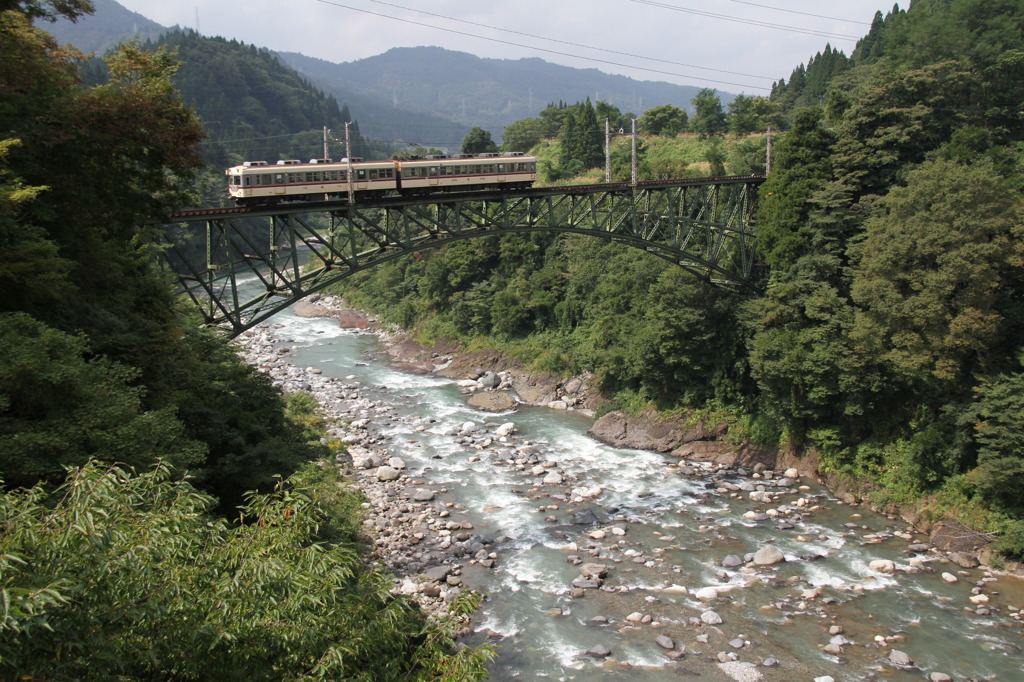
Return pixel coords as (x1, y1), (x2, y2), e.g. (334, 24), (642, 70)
(159, 175), (765, 337)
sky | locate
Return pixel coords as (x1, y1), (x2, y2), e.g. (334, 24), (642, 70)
(113, 0), (892, 95)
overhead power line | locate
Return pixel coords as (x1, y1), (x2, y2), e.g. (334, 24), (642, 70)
(368, 0), (774, 81)
(310, 0), (772, 91)
(628, 0), (862, 41)
(722, 0), (872, 25)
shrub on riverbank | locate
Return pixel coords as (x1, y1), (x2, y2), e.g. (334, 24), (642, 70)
(0, 460), (493, 680)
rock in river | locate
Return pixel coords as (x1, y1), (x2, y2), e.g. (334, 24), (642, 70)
(752, 544), (785, 566)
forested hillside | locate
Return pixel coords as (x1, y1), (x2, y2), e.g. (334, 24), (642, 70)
(281, 46), (711, 148)
(0, 2), (490, 677)
(337, 0), (1024, 557)
(134, 29), (388, 169)
(45, 0), (162, 53)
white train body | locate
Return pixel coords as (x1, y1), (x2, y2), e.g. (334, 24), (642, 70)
(226, 152), (537, 205)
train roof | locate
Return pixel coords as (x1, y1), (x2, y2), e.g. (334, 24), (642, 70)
(227, 158), (396, 173)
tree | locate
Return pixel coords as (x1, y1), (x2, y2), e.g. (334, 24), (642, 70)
(501, 117), (546, 152)
(970, 362), (1024, 517)
(639, 104), (688, 136)
(558, 100), (602, 175)
(850, 158), (1024, 393)
(574, 98), (603, 170)
(690, 88), (727, 136)
(461, 126), (498, 155)
(0, 0), (92, 21)
(595, 100), (632, 132)
(755, 108), (837, 273)
(0, 313), (205, 488)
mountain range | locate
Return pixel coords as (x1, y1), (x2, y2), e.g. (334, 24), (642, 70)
(48, 0), (725, 150)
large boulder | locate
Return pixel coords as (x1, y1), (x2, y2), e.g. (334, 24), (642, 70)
(579, 563), (610, 579)
(478, 371), (501, 389)
(466, 391), (519, 412)
(752, 544), (785, 566)
(375, 466), (400, 481)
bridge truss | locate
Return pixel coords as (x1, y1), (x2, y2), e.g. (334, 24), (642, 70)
(160, 176), (764, 337)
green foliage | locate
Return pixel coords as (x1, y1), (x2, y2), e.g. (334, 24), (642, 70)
(0, 0), (92, 21)
(0, 313), (205, 488)
(850, 158), (1023, 391)
(755, 108), (837, 273)
(969, 362), (1024, 515)
(690, 88), (727, 136)
(0, 461), (494, 680)
(771, 44), (850, 111)
(500, 117), (546, 152)
(461, 126), (498, 155)
(558, 99), (603, 174)
(140, 29), (385, 168)
(284, 391), (327, 443)
(727, 94), (780, 134)
(392, 146), (446, 160)
(640, 104), (688, 137)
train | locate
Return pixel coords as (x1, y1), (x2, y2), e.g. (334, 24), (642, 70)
(226, 152), (538, 205)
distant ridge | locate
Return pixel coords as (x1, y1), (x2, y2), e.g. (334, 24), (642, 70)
(46, 0), (165, 54)
(46, 2), (731, 150)
(280, 46), (722, 145)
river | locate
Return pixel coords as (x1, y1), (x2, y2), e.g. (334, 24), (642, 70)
(240, 302), (1024, 681)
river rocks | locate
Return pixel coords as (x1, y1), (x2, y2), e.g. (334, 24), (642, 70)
(236, 300), (1020, 680)
(701, 610), (724, 625)
(466, 391), (519, 412)
(869, 559), (896, 573)
(495, 422), (516, 437)
(376, 466), (400, 481)
(718, 661), (763, 681)
(695, 586), (720, 601)
(949, 551), (980, 568)
(722, 554), (744, 568)
(579, 563), (610, 579)
(572, 510), (599, 525)
(752, 544), (785, 566)
(888, 649), (914, 667)
(588, 410), (724, 453)
(424, 565), (451, 582)
(586, 644), (612, 659)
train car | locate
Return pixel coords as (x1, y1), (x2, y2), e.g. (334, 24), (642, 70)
(226, 158), (398, 204)
(226, 151), (537, 205)
(397, 152), (537, 194)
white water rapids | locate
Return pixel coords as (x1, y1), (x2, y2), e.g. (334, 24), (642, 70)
(239, 302), (1024, 681)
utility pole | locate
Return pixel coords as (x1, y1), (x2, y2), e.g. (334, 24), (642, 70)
(765, 127), (773, 175)
(323, 126), (329, 160)
(604, 118), (611, 183)
(345, 122), (354, 204)
(631, 118), (638, 186)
